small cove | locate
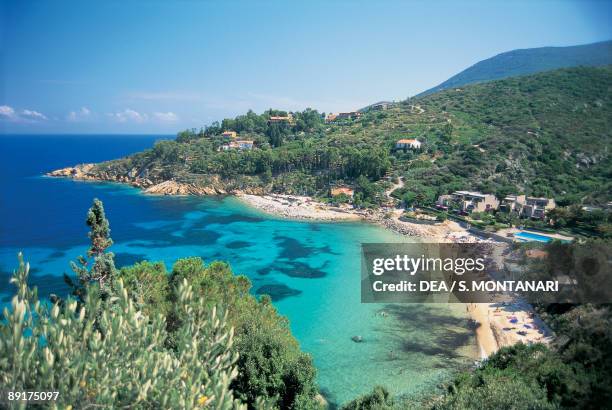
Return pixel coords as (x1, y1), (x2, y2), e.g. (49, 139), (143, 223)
(0, 135), (478, 405)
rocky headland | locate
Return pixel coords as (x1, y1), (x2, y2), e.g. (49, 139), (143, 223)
(46, 164), (257, 196)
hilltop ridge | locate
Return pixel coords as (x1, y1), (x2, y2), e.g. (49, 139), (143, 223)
(418, 40), (612, 96)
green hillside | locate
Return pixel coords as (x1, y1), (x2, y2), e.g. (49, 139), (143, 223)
(87, 66), (611, 210)
(395, 66), (612, 205)
(418, 40), (612, 96)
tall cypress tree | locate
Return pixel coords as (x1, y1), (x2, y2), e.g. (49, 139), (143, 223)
(65, 198), (118, 301)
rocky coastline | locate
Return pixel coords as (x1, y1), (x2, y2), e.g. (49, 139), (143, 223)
(48, 164), (234, 196)
(46, 164), (472, 238)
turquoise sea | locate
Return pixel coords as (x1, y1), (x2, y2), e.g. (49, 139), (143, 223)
(0, 135), (478, 406)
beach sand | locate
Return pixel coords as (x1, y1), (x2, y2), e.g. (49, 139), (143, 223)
(468, 302), (553, 358)
(468, 304), (500, 358)
(237, 193), (478, 241)
(237, 193), (365, 221)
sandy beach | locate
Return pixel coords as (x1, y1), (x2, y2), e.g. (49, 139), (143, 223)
(237, 193), (365, 221)
(237, 193), (554, 359)
(468, 302), (553, 358)
(237, 193), (480, 240)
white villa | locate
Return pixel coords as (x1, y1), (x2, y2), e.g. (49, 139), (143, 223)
(221, 140), (254, 150)
(395, 138), (421, 149)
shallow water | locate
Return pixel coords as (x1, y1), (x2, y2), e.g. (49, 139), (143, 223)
(0, 135), (478, 405)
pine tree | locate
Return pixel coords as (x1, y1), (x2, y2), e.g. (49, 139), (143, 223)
(65, 198), (118, 300)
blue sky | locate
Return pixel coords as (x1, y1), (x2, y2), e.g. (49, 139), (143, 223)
(1, 0), (611, 134)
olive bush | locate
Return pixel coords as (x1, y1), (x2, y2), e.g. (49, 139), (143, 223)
(0, 254), (272, 409)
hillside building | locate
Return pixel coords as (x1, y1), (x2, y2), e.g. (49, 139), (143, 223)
(395, 138), (422, 149)
(325, 111), (362, 123)
(437, 191), (499, 213)
(221, 140), (254, 150)
(500, 195), (556, 218)
(268, 114), (294, 124)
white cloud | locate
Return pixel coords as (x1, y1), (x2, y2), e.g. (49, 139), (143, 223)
(107, 108), (148, 123)
(0, 105), (49, 122)
(21, 109), (48, 120)
(67, 107), (92, 121)
(153, 111), (179, 122)
(0, 105), (16, 120)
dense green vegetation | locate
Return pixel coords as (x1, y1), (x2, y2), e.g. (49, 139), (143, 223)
(1, 254), (261, 409)
(418, 40), (612, 96)
(340, 386), (395, 410)
(2, 200), (320, 409)
(548, 206), (612, 238)
(92, 66), (611, 214)
(393, 66), (611, 208)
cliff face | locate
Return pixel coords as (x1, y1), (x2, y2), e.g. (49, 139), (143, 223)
(46, 163), (265, 196)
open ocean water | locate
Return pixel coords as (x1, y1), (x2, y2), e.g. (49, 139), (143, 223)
(0, 134), (478, 405)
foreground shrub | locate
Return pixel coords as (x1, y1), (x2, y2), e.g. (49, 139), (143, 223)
(433, 343), (580, 410)
(434, 375), (554, 410)
(117, 255), (320, 409)
(120, 260), (170, 318)
(233, 317), (319, 409)
(0, 254), (268, 409)
(167, 257), (321, 409)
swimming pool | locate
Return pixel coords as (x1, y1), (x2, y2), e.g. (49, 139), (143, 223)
(514, 231), (553, 242)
